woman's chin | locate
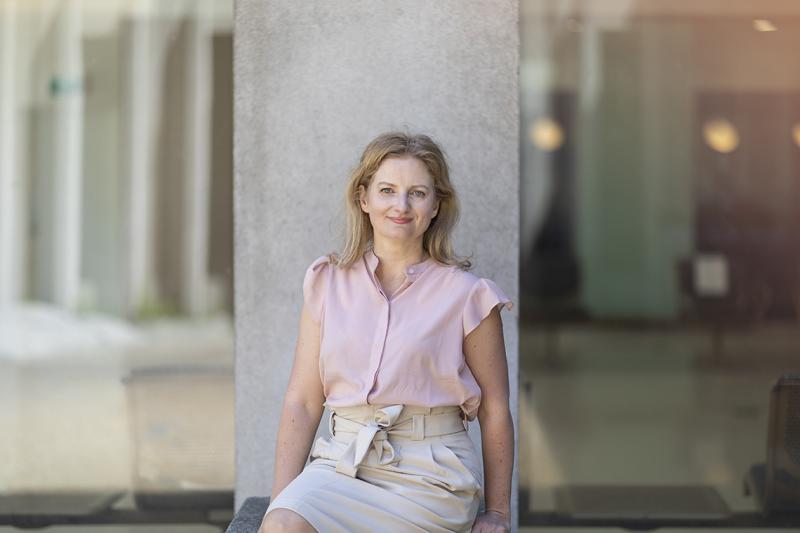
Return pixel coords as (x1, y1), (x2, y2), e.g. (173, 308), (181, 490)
(375, 230), (421, 243)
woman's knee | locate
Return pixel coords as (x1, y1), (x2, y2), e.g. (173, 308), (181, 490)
(259, 508), (316, 533)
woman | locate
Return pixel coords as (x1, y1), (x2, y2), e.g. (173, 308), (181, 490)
(260, 132), (514, 533)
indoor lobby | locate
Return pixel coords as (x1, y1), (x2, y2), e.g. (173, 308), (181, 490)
(1, 0), (798, 531)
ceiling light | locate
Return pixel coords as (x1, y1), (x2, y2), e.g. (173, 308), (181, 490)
(753, 19), (777, 32)
(703, 119), (739, 154)
(529, 118), (565, 152)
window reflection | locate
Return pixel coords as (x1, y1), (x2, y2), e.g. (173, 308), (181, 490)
(0, 0), (233, 529)
(520, 0), (800, 529)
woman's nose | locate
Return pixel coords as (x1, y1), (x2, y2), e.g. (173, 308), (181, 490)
(394, 193), (410, 211)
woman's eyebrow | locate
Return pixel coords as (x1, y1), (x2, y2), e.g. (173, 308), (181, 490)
(376, 181), (430, 190)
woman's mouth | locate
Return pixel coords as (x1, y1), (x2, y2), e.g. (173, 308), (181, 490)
(388, 217), (412, 224)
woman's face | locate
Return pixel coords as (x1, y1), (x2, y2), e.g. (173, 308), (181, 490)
(359, 156), (440, 248)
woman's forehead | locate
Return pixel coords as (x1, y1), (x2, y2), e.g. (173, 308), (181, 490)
(374, 156), (433, 183)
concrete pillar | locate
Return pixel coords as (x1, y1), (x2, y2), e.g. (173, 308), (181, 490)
(119, 15), (153, 317)
(50, 0), (84, 310)
(181, 2), (212, 315)
(234, 0), (520, 526)
(0, 0), (19, 306)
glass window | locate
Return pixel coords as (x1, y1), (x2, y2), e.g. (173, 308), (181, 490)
(0, 1), (233, 530)
(519, 1), (800, 530)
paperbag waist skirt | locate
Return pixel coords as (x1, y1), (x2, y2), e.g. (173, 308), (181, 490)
(264, 404), (483, 533)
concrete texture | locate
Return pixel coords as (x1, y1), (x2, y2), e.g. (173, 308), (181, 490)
(233, 0), (520, 524)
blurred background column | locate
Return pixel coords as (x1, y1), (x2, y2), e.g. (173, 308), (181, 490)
(0, 0), (19, 306)
(181, 0), (213, 316)
(234, 0), (520, 525)
(50, 0), (84, 310)
(574, 15), (693, 320)
(119, 1), (153, 318)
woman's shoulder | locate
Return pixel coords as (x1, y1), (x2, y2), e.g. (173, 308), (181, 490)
(306, 252), (363, 274)
(428, 263), (512, 335)
(303, 254), (335, 293)
(428, 262), (486, 296)
(435, 262), (510, 300)
(307, 253), (333, 272)
(435, 261), (478, 283)
(302, 253), (341, 322)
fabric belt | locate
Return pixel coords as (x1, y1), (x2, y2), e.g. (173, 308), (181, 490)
(329, 404), (467, 478)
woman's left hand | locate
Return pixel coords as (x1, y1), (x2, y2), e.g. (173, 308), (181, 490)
(470, 510), (510, 532)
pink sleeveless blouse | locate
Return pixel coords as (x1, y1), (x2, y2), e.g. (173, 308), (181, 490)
(303, 248), (512, 420)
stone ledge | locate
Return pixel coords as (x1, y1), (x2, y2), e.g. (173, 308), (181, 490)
(226, 497), (268, 533)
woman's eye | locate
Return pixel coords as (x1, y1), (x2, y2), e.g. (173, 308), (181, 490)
(412, 190), (426, 198)
(380, 187), (393, 194)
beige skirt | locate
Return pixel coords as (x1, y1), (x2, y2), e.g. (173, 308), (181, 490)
(265, 404), (483, 533)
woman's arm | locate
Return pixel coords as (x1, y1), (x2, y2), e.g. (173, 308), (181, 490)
(464, 306), (514, 532)
(270, 303), (326, 501)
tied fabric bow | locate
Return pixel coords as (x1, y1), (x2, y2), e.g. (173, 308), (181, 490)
(335, 404), (404, 477)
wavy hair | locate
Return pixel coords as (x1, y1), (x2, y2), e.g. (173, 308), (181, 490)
(329, 132), (472, 270)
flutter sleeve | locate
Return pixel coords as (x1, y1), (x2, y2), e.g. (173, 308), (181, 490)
(302, 255), (331, 324)
(462, 277), (513, 338)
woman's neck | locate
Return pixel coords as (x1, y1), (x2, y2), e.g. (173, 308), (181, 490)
(373, 242), (427, 295)
(371, 242), (427, 269)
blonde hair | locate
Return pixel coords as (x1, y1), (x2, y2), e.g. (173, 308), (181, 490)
(329, 131), (472, 270)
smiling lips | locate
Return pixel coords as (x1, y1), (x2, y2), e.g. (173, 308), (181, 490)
(388, 217), (412, 224)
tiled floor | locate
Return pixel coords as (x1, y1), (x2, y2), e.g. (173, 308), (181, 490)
(2, 317), (798, 531)
(518, 321), (800, 531)
(0, 314), (235, 493)
(0, 314), (235, 532)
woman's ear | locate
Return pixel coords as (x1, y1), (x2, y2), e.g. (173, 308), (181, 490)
(358, 184), (368, 212)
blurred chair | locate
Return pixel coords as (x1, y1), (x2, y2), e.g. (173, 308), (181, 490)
(523, 253), (585, 366)
(744, 374), (800, 515)
(676, 254), (771, 361)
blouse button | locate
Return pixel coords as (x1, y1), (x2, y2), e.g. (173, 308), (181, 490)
(408, 268), (415, 274)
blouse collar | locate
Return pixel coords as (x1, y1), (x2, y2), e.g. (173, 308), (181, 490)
(364, 248), (434, 282)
